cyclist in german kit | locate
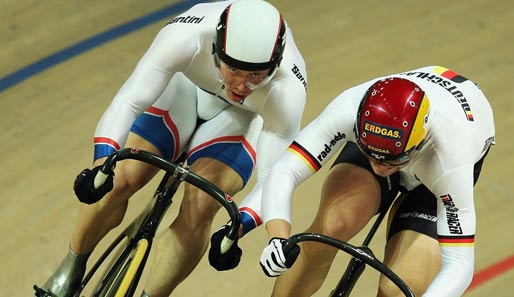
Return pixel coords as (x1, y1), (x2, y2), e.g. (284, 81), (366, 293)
(258, 66), (495, 296)
(37, 1), (307, 296)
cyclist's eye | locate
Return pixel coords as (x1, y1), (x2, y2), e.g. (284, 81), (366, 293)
(251, 72), (268, 82)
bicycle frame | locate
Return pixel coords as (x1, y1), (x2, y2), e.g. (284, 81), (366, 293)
(65, 148), (241, 297)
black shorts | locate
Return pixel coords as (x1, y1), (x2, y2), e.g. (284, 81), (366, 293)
(331, 142), (489, 241)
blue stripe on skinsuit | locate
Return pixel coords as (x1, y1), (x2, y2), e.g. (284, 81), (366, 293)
(94, 144), (118, 161)
(130, 113), (178, 160)
(240, 211), (258, 235)
(188, 142), (254, 186)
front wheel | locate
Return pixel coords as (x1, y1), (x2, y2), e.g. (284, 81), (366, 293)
(93, 238), (150, 297)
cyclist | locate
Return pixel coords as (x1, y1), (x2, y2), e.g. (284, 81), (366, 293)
(258, 66), (495, 296)
(36, 0), (307, 296)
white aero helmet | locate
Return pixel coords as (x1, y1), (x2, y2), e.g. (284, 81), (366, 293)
(213, 0), (286, 78)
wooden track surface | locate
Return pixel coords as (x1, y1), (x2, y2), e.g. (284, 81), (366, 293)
(2, 1), (513, 296)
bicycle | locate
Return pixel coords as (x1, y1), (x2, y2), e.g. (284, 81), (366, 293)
(34, 147), (241, 297)
(283, 193), (415, 297)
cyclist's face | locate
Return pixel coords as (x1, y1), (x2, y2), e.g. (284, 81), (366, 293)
(366, 156), (409, 177)
(218, 61), (269, 102)
(356, 141), (410, 176)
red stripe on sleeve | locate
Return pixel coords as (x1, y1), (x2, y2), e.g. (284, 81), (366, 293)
(289, 143), (320, 171)
(438, 237), (475, 244)
(94, 137), (120, 150)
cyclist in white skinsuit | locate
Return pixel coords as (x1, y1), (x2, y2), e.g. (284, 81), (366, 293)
(258, 66), (495, 296)
(37, 1), (307, 296)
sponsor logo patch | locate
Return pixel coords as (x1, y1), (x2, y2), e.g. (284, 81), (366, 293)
(316, 132), (345, 162)
(363, 121), (402, 139)
(367, 144), (391, 155)
(167, 15), (205, 25)
(401, 69), (474, 121)
(441, 194), (463, 234)
(291, 64), (307, 90)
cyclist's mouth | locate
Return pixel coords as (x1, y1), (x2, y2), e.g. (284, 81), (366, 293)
(227, 90), (248, 102)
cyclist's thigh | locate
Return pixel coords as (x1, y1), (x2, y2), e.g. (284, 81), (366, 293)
(381, 186), (440, 295)
(130, 73), (198, 162)
(179, 107), (261, 217)
(330, 142), (401, 214)
(115, 133), (167, 188)
(307, 142), (401, 238)
(187, 105), (263, 189)
(380, 230), (440, 296)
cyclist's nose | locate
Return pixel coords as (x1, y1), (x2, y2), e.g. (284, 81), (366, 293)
(231, 76), (250, 91)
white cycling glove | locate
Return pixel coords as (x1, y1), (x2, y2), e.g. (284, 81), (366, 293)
(260, 237), (300, 277)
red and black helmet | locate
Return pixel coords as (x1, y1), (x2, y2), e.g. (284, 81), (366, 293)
(355, 77), (430, 163)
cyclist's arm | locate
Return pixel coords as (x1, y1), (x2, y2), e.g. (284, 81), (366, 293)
(254, 81), (306, 182)
(423, 166), (475, 297)
(261, 94), (355, 235)
(93, 24), (194, 161)
(233, 82), (305, 235)
(265, 219), (292, 239)
(93, 157), (107, 167)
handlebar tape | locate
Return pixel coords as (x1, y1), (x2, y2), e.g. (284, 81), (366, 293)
(93, 170), (109, 189)
(221, 236), (235, 254)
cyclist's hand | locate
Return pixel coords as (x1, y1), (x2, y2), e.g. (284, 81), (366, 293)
(73, 165), (114, 204)
(208, 224), (242, 271)
(260, 237), (300, 277)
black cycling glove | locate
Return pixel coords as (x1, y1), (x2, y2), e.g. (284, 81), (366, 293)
(208, 224), (242, 271)
(73, 166), (114, 204)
